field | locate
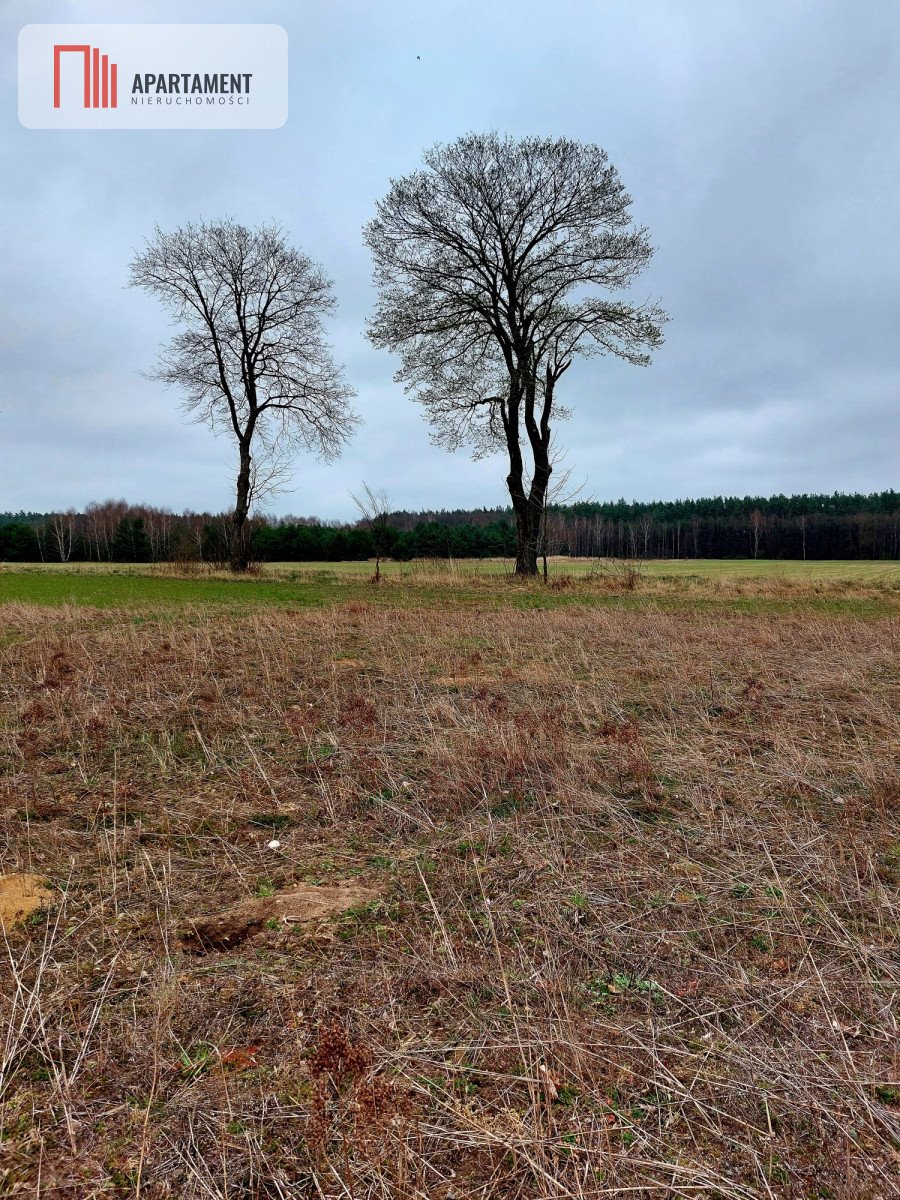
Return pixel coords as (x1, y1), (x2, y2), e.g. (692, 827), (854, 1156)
(1, 561), (898, 1198)
(0, 558), (899, 618)
(5, 556), (900, 582)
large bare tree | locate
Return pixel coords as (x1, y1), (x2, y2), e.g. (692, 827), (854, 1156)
(365, 133), (667, 574)
(130, 219), (357, 571)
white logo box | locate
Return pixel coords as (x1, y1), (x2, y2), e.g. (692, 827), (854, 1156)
(19, 24), (288, 129)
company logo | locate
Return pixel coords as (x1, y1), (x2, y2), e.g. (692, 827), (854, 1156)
(53, 44), (118, 109)
(20, 25), (288, 129)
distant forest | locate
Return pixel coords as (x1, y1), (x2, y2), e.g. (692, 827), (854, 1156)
(1, 490), (898, 563)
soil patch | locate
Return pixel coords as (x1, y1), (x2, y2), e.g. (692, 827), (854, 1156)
(180, 881), (381, 952)
(0, 873), (52, 930)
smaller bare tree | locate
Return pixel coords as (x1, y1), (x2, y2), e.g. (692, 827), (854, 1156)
(183, 511), (207, 563)
(130, 219), (357, 571)
(749, 508), (766, 559)
(690, 514), (701, 558)
(638, 513), (655, 558)
(49, 510), (76, 563)
(351, 482), (392, 582)
(533, 442), (589, 580)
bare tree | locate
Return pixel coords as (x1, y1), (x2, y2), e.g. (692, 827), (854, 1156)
(49, 510), (76, 562)
(749, 508), (766, 559)
(144, 507), (176, 562)
(34, 522), (47, 562)
(351, 482), (392, 582)
(534, 442), (588, 580)
(130, 219), (357, 571)
(86, 500), (129, 562)
(638, 513), (655, 558)
(183, 511), (207, 562)
(365, 133), (666, 575)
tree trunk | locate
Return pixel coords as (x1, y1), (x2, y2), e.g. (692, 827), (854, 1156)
(508, 465), (550, 576)
(503, 366), (553, 577)
(231, 442), (252, 572)
(512, 499), (539, 575)
(507, 449), (544, 576)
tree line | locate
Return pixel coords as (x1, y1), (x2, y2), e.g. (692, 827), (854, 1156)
(3, 490), (897, 563)
(0, 505), (519, 564)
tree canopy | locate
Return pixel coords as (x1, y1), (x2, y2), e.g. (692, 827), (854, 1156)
(130, 219), (357, 568)
(365, 133), (666, 572)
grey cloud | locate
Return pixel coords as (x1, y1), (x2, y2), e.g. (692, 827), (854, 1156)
(1, 0), (897, 518)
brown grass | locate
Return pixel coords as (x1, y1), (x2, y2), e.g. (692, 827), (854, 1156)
(0, 596), (898, 1198)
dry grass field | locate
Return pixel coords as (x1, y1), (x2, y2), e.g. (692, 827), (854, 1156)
(5, 557), (900, 584)
(1, 567), (898, 1197)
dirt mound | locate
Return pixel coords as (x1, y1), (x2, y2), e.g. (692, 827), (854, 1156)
(0, 873), (52, 930)
(180, 881), (381, 952)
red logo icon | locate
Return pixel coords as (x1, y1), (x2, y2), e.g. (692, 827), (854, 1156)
(53, 44), (118, 108)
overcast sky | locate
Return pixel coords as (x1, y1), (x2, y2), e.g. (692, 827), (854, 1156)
(2, 0), (898, 520)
